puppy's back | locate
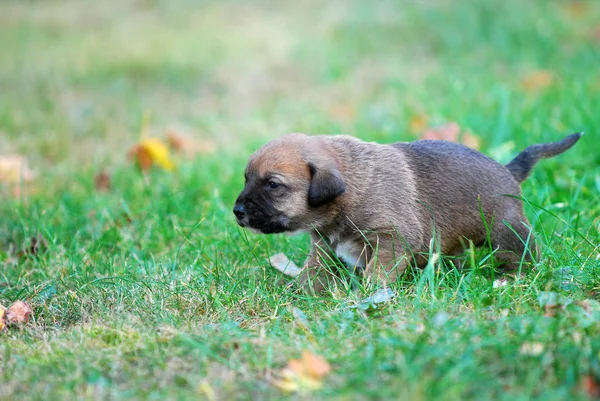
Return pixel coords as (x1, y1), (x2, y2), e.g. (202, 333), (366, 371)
(395, 140), (522, 252)
(397, 140), (519, 195)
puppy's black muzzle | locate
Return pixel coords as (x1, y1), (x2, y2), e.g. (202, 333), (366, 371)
(233, 203), (246, 220)
(233, 191), (287, 234)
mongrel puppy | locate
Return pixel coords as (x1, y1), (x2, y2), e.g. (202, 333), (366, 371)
(233, 132), (582, 292)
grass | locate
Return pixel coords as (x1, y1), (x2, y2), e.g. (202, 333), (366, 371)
(1, 0), (599, 399)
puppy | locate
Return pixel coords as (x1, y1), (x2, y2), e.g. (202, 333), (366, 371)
(233, 132), (581, 292)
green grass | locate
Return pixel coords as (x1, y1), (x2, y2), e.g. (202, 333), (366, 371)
(1, 0), (600, 399)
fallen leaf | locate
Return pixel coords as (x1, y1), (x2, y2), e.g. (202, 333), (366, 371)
(519, 342), (544, 356)
(273, 351), (331, 393)
(197, 381), (217, 401)
(0, 154), (36, 196)
(128, 112), (175, 171)
(6, 300), (32, 324)
(166, 130), (186, 152)
(563, 1), (588, 17)
(590, 27), (600, 44)
(167, 129), (217, 157)
(420, 122), (480, 149)
(128, 138), (175, 172)
(94, 171), (111, 192)
(521, 70), (553, 92)
(17, 236), (48, 259)
(460, 129), (480, 149)
(581, 375), (600, 398)
(0, 155), (35, 184)
(0, 305), (6, 331)
(408, 115), (428, 134)
(422, 121), (460, 142)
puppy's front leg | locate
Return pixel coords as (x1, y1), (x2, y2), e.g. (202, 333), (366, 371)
(298, 234), (338, 293)
(363, 233), (411, 287)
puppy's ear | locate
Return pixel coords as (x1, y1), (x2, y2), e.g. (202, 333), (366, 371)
(307, 162), (345, 207)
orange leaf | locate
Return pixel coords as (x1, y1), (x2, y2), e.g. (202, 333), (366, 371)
(419, 122), (480, 149)
(128, 138), (174, 171)
(300, 351), (332, 379)
(273, 351), (332, 392)
(94, 171), (111, 192)
(521, 70), (553, 92)
(6, 300), (32, 324)
(128, 144), (152, 171)
(581, 375), (600, 398)
(421, 122), (460, 142)
(563, 1), (588, 17)
(460, 130), (481, 150)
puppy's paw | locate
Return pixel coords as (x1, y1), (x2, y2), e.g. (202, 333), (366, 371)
(297, 270), (332, 295)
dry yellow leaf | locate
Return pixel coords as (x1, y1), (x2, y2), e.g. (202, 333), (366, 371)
(141, 138), (174, 171)
(408, 115), (428, 134)
(273, 351), (331, 393)
(128, 138), (175, 171)
(0, 305), (6, 331)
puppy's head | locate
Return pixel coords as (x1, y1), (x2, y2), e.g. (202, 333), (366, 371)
(233, 134), (346, 234)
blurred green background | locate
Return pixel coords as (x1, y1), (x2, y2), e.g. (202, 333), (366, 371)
(2, 0), (598, 166)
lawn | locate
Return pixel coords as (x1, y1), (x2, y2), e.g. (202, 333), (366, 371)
(1, 0), (600, 399)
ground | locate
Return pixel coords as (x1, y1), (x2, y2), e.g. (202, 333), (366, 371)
(1, 0), (599, 399)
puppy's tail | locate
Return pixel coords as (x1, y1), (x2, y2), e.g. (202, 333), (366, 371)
(506, 132), (582, 183)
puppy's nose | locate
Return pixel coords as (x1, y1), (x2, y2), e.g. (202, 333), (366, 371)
(233, 203), (246, 219)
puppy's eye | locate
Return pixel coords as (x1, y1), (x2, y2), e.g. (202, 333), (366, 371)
(268, 181), (280, 189)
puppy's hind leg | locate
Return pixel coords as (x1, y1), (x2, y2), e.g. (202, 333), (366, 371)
(489, 215), (537, 274)
(362, 233), (411, 288)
